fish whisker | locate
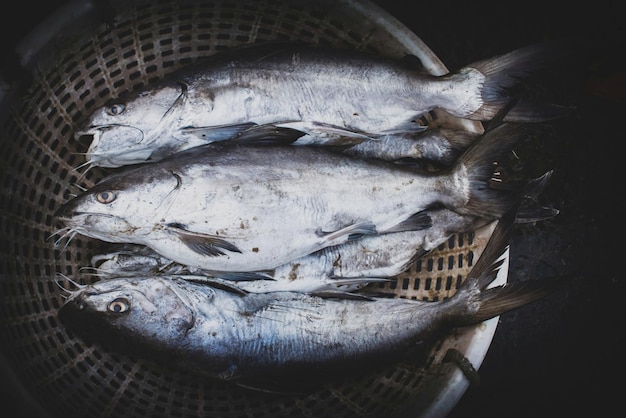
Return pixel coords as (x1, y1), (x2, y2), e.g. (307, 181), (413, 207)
(72, 160), (95, 182)
(55, 273), (86, 298)
(49, 227), (78, 253)
(71, 183), (88, 192)
(78, 265), (113, 279)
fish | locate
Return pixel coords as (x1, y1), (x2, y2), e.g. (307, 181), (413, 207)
(55, 123), (536, 274)
(233, 124), (480, 169)
(57, 207), (565, 390)
(84, 209), (478, 293)
(86, 185), (558, 294)
(76, 41), (571, 168)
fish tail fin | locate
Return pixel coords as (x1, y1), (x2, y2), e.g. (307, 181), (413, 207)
(466, 40), (577, 122)
(467, 276), (569, 324)
(450, 123), (531, 219)
(448, 207), (567, 326)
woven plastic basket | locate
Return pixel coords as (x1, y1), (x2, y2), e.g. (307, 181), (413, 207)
(0, 1), (505, 417)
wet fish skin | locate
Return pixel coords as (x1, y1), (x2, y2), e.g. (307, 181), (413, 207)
(56, 123), (531, 273)
(58, 209), (563, 388)
(235, 124), (479, 168)
(87, 209), (483, 293)
(77, 42), (570, 168)
(84, 189), (557, 294)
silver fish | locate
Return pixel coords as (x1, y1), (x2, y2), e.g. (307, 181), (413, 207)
(76, 42), (568, 168)
(234, 124), (479, 169)
(57, 209), (562, 389)
(84, 183), (557, 294)
(56, 123), (532, 274)
(85, 209), (481, 293)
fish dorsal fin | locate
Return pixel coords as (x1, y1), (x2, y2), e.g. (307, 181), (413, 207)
(164, 223), (242, 257)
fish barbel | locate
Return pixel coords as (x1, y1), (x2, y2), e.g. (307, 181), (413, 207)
(58, 209), (563, 389)
(76, 42), (569, 168)
(56, 123), (533, 273)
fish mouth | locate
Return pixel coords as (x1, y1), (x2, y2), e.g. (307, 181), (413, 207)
(76, 124), (145, 145)
(54, 211), (135, 242)
(76, 125), (149, 167)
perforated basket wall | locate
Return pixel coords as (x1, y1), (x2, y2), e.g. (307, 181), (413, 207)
(0, 1), (503, 417)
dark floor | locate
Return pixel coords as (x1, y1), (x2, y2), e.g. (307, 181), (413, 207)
(1, 1), (624, 417)
(383, 2), (625, 417)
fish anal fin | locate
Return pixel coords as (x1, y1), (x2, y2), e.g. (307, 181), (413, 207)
(384, 211), (433, 233)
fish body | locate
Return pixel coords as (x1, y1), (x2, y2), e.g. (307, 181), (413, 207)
(58, 209), (561, 388)
(77, 43), (567, 168)
(56, 124), (529, 273)
(88, 209), (488, 293)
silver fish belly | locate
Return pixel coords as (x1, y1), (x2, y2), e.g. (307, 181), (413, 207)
(77, 42), (568, 168)
(55, 124), (530, 273)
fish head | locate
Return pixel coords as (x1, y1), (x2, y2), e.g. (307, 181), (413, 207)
(58, 276), (195, 351)
(54, 166), (182, 243)
(77, 82), (187, 168)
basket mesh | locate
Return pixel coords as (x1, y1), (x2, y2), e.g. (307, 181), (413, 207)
(0, 1), (495, 417)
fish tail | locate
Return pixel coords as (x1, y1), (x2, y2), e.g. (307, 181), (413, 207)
(451, 123), (531, 219)
(466, 39), (576, 122)
(467, 276), (568, 324)
(447, 207), (567, 326)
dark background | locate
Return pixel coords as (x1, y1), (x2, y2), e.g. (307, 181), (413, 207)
(1, 1), (623, 417)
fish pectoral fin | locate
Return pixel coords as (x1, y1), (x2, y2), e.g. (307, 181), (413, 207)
(165, 223), (241, 256)
(232, 123), (306, 144)
(276, 121), (375, 146)
(177, 122), (258, 142)
(316, 221), (377, 246)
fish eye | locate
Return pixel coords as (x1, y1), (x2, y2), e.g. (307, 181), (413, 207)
(108, 298), (130, 314)
(96, 191), (117, 204)
(106, 103), (126, 116)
